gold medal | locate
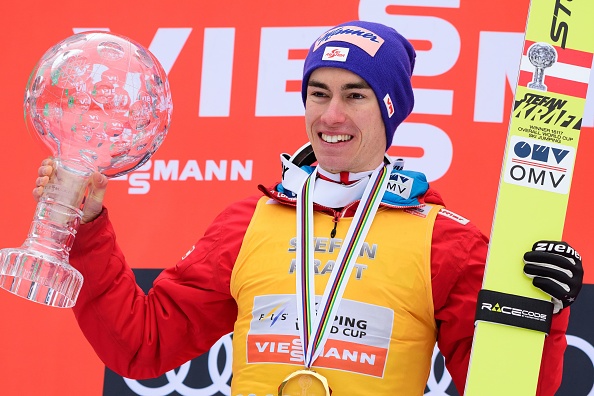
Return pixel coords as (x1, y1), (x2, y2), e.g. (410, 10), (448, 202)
(278, 369), (332, 396)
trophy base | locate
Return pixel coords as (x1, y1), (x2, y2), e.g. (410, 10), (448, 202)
(0, 247), (83, 308)
(527, 82), (547, 91)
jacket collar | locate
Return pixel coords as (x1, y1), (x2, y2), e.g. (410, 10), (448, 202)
(275, 153), (429, 209)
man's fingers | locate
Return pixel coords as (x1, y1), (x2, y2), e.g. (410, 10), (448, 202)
(32, 185), (44, 200)
(35, 175), (48, 187)
(39, 158), (55, 176)
(88, 172), (108, 203)
(33, 160), (56, 201)
(33, 159), (109, 224)
(81, 172), (108, 224)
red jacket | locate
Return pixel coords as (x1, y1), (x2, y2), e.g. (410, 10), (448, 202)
(69, 184), (568, 394)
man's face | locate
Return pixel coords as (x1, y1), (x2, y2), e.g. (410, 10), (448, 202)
(305, 67), (387, 174)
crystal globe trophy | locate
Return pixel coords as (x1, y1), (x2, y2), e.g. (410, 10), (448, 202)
(527, 42), (557, 91)
(0, 31), (173, 308)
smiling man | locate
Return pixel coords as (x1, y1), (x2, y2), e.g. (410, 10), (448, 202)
(305, 68), (386, 173)
(33, 20), (581, 395)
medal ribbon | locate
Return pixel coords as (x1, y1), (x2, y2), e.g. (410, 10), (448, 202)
(295, 163), (390, 368)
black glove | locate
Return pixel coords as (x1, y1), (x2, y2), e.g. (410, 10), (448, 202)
(523, 240), (583, 314)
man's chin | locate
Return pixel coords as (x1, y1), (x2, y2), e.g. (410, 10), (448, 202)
(316, 159), (351, 174)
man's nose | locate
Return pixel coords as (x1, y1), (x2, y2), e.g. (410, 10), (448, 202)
(320, 97), (347, 125)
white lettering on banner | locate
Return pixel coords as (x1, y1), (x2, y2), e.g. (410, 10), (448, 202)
(254, 22), (454, 123)
(358, 0), (459, 115)
(123, 335), (233, 396)
(146, 28), (192, 75)
(200, 28), (235, 117)
(73, 27), (191, 76)
(391, 123), (453, 181)
(413, 89), (454, 116)
(358, 1), (459, 181)
(73, 27), (109, 33)
(369, 0), (460, 7)
(425, 346), (453, 395)
(252, 22), (456, 121)
(117, 333), (594, 396)
(474, 32), (524, 123)
(566, 335), (594, 396)
(359, 0), (461, 77)
(115, 159), (254, 194)
(255, 26), (327, 116)
(68, 25), (593, 189)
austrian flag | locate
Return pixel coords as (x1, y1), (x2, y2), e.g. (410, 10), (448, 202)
(518, 40), (593, 99)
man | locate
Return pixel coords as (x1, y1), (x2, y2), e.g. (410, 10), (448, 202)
(34, 21), (582, 395)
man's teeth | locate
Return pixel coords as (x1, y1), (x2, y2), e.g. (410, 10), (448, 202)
(321, 134), (353, 143)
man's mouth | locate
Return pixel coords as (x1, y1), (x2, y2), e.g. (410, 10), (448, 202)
(320, 133), (353, 143)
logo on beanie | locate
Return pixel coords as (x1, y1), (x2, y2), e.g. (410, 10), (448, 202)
(322, 46), (349, 62)
(383, 94), (395, 118)
(314, 25), (385, 56)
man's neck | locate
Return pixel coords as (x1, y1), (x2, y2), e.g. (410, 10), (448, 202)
(317, 166), (375, 185)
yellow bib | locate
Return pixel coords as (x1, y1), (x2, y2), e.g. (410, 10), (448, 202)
(230, 197), (441, 395)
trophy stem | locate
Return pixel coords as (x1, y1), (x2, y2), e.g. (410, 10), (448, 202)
(528, 67), (547, 91)
(0, 158), (93, 308)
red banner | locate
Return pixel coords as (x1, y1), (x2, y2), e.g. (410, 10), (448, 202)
(0, 1), (592, 394)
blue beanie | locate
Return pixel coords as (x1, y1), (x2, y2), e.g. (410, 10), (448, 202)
(302, 21), (416, 151)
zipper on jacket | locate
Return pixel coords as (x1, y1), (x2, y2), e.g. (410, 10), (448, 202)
(330, 210), (341, 238)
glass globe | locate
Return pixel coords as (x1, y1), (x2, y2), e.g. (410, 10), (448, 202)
(24, 31), (172, 177)
(0, 31), (173, 308)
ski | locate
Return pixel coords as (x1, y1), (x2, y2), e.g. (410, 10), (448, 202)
(465, 1), (594, 395)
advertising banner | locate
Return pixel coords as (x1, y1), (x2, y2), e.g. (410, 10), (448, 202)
(0, 1), (592, 394)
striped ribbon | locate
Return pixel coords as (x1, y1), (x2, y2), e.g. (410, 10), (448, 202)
(295, 163), (390, 368)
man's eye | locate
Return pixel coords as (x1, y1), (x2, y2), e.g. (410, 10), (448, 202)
(310, 91), (327, 97)
(349, 92), (365, 99)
